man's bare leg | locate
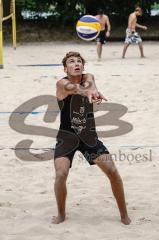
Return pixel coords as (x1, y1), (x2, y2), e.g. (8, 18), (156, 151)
(52, 157), (70, 224)
(122, 43), (130, 58)
(94, 154), (131, 225)
(97, 42), (102, 60)
(138, 42), (145, 58)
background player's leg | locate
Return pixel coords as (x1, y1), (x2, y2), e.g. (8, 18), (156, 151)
(97, 42), (102, 59)
(138, 42), (145, 58)
(122, 43), (130, 58)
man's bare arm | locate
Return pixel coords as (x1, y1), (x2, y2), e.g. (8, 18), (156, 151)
(56, 74), (107, 103)
(105, 15), (111, 37)
(106, 16), (111, 31)
(56, 75), (98, 101)
(56, 79), (89, 100)
(136, 23), (147, 30)
(82, 73), (97, 91)
(82, 73), (107, 103)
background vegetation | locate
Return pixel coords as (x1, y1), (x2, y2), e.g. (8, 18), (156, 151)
(3, 0), (159, 41)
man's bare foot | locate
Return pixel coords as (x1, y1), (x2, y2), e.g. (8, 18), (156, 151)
(122, 56), (125, 59)
(121, 215), (131, 225)
(141, 55), (146, 58)
(52, 214), (65, 224)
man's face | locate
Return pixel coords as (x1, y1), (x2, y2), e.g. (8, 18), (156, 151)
(137, 10), (142, 16)
(64, 56), (84, 76)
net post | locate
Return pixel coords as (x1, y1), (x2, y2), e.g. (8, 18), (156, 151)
(0, 0), (3, 68)
(11, 0), (16, 49)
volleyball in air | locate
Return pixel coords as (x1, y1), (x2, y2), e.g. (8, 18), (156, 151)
(76, 15), (101, 41)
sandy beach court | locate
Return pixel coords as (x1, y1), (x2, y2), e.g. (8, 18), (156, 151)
(0, 41), (159, 240)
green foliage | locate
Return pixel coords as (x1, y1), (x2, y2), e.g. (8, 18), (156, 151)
(15, 0), (159, 23)
(152, 2), (159, 9)
(16, 0), (51, 11)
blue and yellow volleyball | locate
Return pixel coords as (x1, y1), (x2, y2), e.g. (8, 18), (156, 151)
(76, 15), (101, 41)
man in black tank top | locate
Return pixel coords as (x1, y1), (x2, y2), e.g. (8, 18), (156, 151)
(53, 51), (131, 225)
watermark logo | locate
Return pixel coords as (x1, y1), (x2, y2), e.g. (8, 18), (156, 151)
(9, 95), (133, 161)
(77, 150), (152, 165)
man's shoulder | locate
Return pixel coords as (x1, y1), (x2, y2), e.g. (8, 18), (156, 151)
(95, 14), (108, 19)
(129, 12), (136, 18)
(103, 14), (109, 19)
(82, 73), (94, 82)
(56, 78), (68, 88)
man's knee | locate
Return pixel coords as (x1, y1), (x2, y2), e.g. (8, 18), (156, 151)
(105, 162), (118, 178)
(103, 161), (122, 181)
(124, 43), (129, 48)
(55, 170), (69, 182)
(95, 154), (117, 176)
(109, 169), (122, 183)
(97, 42), (102, 46)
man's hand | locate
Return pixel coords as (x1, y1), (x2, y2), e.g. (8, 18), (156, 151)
(142, 26), (147, 30)
(80, 73), (107, 104)
(87, 90), (107, 104)
(106, 31), (110, 37)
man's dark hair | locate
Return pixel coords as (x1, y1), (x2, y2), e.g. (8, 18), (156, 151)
(97, 9), (104, 15)
(62, 52), (86, 67)
(135, 7), (143, 13)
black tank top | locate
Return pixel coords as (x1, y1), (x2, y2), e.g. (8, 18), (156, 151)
(57, 81), (98, 145)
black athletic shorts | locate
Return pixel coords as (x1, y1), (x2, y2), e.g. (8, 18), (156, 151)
(96, 30), (106, 44)
(54, 132), (109, 167)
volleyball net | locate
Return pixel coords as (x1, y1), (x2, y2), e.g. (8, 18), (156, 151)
(0, 0), (16, 68)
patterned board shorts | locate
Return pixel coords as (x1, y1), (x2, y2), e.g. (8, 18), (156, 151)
(125, 28), (142, 44)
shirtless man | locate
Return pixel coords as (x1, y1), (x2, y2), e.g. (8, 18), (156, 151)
(96, 9), (111, 60)
(52, 51), (131, 225)
(122, 7), (147, 58)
